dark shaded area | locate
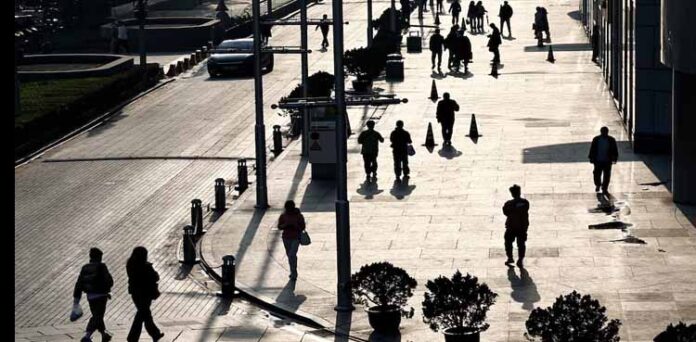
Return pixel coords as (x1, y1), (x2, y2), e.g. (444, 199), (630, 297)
(521, 141), (638, 163)
(276, 280), (306, 313)
(300, 180), (336, 212)
(174, 264), (193, 280)
(334, 311), (353, 342)
(357, 180), (384, 199)
(567, 10), (582, 21)
(369, 330), (402, 341)
(523, 43), (591, 52)
(507, 266), (540, 311)
(588, 221), (632, 230)
(390, 177), (416, 200)
(438, 145), (463, 159)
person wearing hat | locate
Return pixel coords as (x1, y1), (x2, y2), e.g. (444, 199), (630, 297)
(502, 185), (530, 267)
(73, 248), (114, 342)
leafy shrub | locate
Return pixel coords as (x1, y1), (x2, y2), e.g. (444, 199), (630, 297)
(351, 262), (417, 318)
(372, 8), (404, 32)
(422, 271), (497, 332)
(525, 291), (621, 342)
(277, 71), (334, 136)
(654, 321), (696, 342)
(343, 47), (385, 80)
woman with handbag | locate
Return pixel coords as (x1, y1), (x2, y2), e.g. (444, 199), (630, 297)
(277, 200), (306, 280)
(126, 246), (165, 342)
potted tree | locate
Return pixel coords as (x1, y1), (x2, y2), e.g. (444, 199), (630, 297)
(351, 262), (417, 333)
(525, 291), (622, 342)
(344, 47), (382, 93)
(422, 271), (498, 342)
(654, 321), (696, 342)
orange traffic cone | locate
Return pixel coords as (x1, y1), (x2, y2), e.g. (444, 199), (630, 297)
(546, 45), (556, 63)
(429, 80), (439, 100)
(424, 122), (437, 147)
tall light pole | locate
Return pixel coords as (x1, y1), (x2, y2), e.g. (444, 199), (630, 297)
(253, 0), (269, 208)
(300, 0), (309, 156)
(367, 0), (373, 46)
(135, 0), (147, 68)
(331, 0), (353, 312)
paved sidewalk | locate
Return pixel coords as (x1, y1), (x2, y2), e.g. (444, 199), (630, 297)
(202, 0), (696, 341)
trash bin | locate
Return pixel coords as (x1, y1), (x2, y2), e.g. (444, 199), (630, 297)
(407, 31), (422, 52)
(385, 53), (404, 81)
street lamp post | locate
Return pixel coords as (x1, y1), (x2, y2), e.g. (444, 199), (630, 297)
(331, 0), (354, 312)
(135, 0), (147, 68)
(253, 0), (269, 209)
(300, 0), (309, 157)
(367, 0), (373, 46)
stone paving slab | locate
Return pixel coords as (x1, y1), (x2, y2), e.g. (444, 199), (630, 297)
(201, 0), (696, 341)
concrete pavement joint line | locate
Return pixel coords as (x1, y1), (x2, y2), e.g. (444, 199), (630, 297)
(42, 156), (249, 162)
(14, 78), (176, 168)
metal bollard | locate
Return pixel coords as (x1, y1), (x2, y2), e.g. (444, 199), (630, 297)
(215, 178), (226, 211)
(182, 225), (197, 264)
(236, 159), (248, 193)
(191, 199), (204, 235)
(221, 255), (236, 298)
(272, 125), (283, 155)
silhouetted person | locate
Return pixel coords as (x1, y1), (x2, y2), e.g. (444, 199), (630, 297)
(390, 120), (412, 182)
(316, 14), (330, 49)
(400, 0), (411, 26)
(261, 23), (272, 44)
(277, 200), (306, 280)
(498, 1), (513, 36)
(533, 7), (543, 41)
(358, 120), (385, 181)
(475, 1), (487, 32)
(73, 248), (114, 342)
(449, 0), (462, 26)
(436, 92), (460, 145)
(436, 0), (444, 14)
(466, 1), (477, 33)
(588, 126), (618, 194)
(503, 184), (529, 267)
(453, 30), (472, 72)
(126, 247), (164, 342)
(487, 23), (502, 64)
(540, 7), (550, 39)
(444, 26), (459, 69)
(115, 21), (129, 53)
(591, 22), (599, 63)
(429, 28), (445, 71)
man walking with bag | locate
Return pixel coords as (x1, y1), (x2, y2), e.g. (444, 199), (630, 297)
(503, 185), (530, 267)
(73, 248), (114, 342)
(358, 120), (385, 182)
(436, 92), (460, 146)
(588, 126), (619, 194)
(390, 120), (413, 182)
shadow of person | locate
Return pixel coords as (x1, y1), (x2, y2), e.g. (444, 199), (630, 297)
(390, 177), (416, 200)
(438, 144), (463, 159)
(448, 69), (474, 79)
(276, 279), (307, 313)
(357, 180), (384, 199)
(503, 35), (516, 40)
(507, 266), (540, 311)
(431, 70), (447, 79)
(369, 330), (402, 342)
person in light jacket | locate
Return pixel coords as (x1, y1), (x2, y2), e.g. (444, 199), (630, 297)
(73, 248), (114, 342)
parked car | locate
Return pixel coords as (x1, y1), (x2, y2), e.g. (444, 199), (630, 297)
(207, 38), (274, 77)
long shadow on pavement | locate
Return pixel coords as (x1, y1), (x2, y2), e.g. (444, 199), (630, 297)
(507, 266), (540, 311)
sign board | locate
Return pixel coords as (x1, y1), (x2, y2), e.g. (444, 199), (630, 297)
(308, 106), (337, 164)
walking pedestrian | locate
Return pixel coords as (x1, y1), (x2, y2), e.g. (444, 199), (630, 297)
(261, 22), (273, 44)
(436, 92), (459, 146)
(449, 0), (462, 26)
(533, 7), (542, 40)
(540, 6), (550, 39)
(591, 22), (599, 63)
(115, 21), (129, 53)
(429, 28), (445, 71)
(358, 120), (385, 182)
(503, 184), (530, 267)
(475, 1), (487, 32)
(466, 1), (477, 33)
(73, 248), (114, 342)
(453, 30), (472, 72)
(126, 247), (164, 342)
(400, 0), (411, 26)
(277, 200), (306, 280)
(436, 0), (444, 14)
(444, 26), (458, 69)
(316, 14), (330, 49)
(487, 23), (502, 64)
(389, 120), (413, 182)
(498, 0), (513, 37)
(588, 127), (619, 194)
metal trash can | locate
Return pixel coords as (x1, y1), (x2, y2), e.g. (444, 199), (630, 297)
(407, 31), (422, 52)
(385, 53), (404, 81)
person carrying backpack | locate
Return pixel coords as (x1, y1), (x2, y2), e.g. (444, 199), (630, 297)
(73, 248), (114, 342)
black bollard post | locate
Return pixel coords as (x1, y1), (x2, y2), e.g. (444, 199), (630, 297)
(214, 178), (226, 211)
(272, 125), (283, 155)
(221, 255), (236, 298)
(182, 225), (197, 264)
(236, 159), (249, 193)
(191, 199), (204, 235)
